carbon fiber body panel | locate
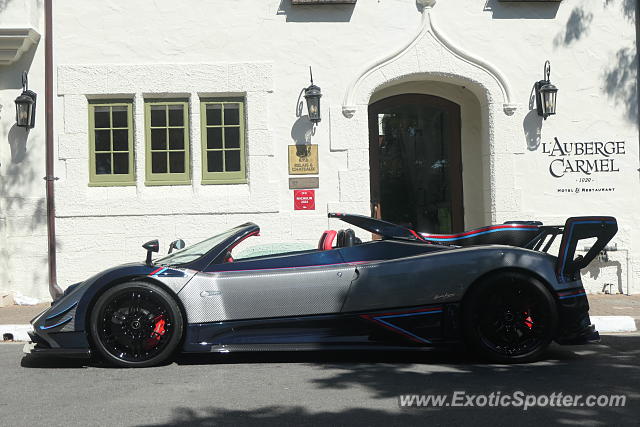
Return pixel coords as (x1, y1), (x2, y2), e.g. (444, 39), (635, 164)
(342, 246), (561, 312)
(182, 304), (449, 352)
(179, 265), (357, 323)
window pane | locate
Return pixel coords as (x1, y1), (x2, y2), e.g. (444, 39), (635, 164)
(169, 152), (185, 173)
(113, 153), (129, 174)
(94, 107), (110, 128)
(225, 150), (241, 172)
(112, 129), (128, 151)
(150, 105), (166, 126)
(169, 128), (184, 150)
(95, 130), (111, 151)
(207, 151), (223, 172)
(224, 104), (240, 125)
(96, 153), (111, 175)
(224, 127), (240, 148)
(206, 127), (222, 149)
(168, 105), (184, 126)
(152, 152), (167, 173)
(151, 129), (167, 150)
(112, 106), (128, 128)
(206, 104), (222, 126)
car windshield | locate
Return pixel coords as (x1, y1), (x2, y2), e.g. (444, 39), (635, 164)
(154, 228), (239, 266)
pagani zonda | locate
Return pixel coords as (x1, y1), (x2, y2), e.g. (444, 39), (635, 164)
(24, 213), (617, 367)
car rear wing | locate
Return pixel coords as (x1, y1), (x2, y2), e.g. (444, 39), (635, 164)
(526, 217), (618, 281)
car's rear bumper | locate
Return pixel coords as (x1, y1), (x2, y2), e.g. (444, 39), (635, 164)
(554, 285), (601, 345)
(556, 323), (600, 345)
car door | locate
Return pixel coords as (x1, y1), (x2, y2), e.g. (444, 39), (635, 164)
(177, 249), (358, 324)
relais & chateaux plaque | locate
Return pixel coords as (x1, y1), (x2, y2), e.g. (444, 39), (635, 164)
(288, 144), (319, 175)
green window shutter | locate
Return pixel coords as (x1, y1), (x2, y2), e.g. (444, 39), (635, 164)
(200, 98), (247, 184)
(88, 101), (135, 186)
(145, 100), (191, 186)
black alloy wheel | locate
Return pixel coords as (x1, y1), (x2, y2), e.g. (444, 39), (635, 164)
(462, 271), (558, 363)
(90, 282), (183, 368)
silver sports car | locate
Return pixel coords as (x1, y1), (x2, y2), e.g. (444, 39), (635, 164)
(24, 213), (617, 367)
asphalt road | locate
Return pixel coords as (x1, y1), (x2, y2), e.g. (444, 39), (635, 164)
(1, 335), (639, 426)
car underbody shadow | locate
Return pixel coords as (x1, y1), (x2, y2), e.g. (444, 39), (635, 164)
(19, 342), (584, 369)
(173, 343), (579, 367)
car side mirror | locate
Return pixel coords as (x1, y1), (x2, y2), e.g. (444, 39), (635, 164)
(142, 239), (159, 266)
(168, 239), (185, 254)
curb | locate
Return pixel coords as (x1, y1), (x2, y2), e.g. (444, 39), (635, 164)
(590, 316), (638, 333)
(0, 325), (32, 342)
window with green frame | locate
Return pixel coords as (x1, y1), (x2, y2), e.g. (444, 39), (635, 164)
(145, 100), (190, 185)
(200, 98), (246, 184)
(88, 101), (134, 186)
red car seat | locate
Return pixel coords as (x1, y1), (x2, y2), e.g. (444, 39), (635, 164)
(318, 230), (337, 250)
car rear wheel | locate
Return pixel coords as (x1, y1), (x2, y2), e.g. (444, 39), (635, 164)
(462, 271), (558, 363)
(89, 281), (183, 368)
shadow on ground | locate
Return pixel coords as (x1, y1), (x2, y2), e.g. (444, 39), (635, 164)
(20, 335), (640, 425)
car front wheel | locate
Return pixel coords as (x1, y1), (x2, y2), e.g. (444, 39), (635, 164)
(90, 281), (183, 368)
(462, 271), (558, 363)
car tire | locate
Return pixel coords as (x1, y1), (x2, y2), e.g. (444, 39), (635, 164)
(89, 281), (183, 368)
(462, 271), (558, 363)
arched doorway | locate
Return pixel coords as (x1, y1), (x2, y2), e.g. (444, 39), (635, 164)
(368, 94), (463, 233)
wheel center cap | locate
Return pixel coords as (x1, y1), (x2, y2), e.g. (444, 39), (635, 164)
(504, 312), (514, 322)
(131, 320), (141, 330)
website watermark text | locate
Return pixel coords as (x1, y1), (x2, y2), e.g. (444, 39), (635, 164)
(399, 391), (626, 411)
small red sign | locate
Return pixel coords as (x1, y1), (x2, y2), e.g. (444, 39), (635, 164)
(294, 189), (315, 210)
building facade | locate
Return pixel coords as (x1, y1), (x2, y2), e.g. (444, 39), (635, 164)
(0, 0), (638, 300)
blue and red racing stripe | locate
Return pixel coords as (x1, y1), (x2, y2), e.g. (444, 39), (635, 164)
(420, 224), (539, 242)
(557, 288), (587, 300)
(149, 267), (168, 277)
(360, 306), (443, 344)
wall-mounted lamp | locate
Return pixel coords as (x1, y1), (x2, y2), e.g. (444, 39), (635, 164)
(304, 67), (322, 124)
(535, 60), (557, 120)
(15, 71), (37, 129)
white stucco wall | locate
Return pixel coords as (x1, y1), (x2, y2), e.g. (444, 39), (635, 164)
(0, 0), (47, 299)
(0, 0), (638, 298)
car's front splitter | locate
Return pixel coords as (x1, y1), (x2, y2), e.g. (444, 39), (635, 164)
(23, 342), (91, 359)
(22, 330), (92, 359)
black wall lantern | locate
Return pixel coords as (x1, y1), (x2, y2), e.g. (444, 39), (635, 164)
(535, 60), (558, 120)
(304, 67), (322, 124)
(15, 71), (37, 129)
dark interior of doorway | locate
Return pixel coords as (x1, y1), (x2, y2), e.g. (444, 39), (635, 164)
(368, 94), (463, 234)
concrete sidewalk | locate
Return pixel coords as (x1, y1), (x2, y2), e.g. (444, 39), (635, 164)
(0, 303), (49, 325)
(1, 295), (639, 341)
(586, 294), (640, 333)
(0, 303), (49, 341)
(586, 294), (640, 318)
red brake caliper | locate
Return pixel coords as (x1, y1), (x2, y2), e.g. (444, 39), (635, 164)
(144, 316), (166, 349)
(523, 311), (534, 329)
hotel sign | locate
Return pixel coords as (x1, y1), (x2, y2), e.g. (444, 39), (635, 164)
(543, 138), (625, 178)
(542, 137), (626, 194)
